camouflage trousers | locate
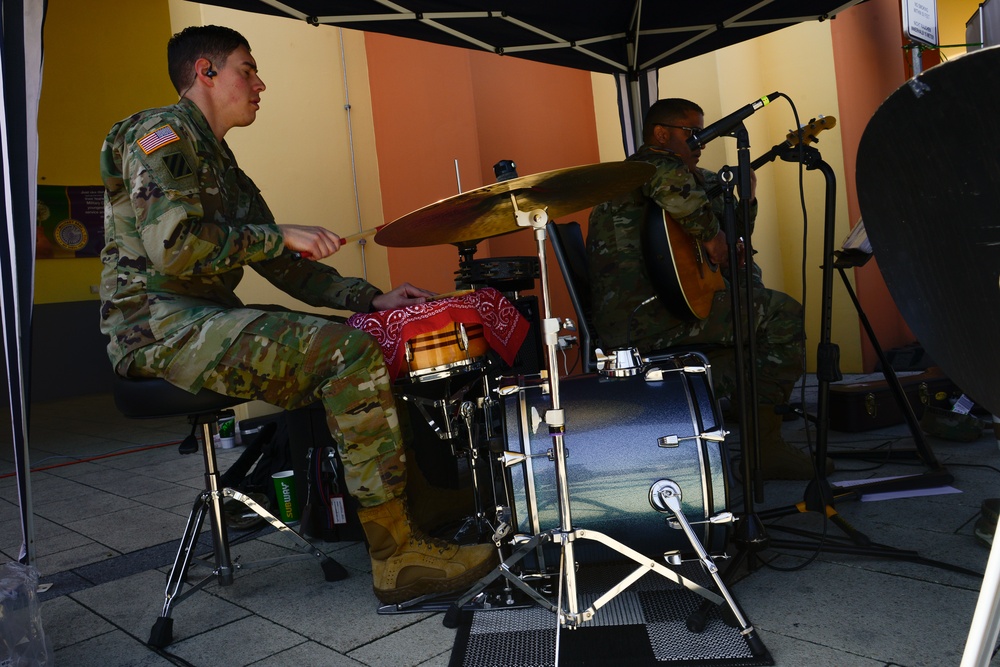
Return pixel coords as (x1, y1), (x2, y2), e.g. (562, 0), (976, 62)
(652, 287), (804, 406)
(126, 310), (406, 508)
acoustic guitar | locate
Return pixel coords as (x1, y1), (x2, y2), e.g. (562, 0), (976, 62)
(642, 116), (837, 321)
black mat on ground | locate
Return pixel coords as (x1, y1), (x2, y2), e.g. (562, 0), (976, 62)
(450, 562), (772, 667)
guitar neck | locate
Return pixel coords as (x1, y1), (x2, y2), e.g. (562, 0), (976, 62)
(750, 143), (787, 171)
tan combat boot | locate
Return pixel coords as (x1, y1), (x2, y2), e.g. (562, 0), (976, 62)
(757, 409), (834, 480)
(358, 496), (497, 604)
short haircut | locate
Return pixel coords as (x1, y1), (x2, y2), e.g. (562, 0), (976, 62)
(643, 98), (704, 143)
(167, 25), (251, 94)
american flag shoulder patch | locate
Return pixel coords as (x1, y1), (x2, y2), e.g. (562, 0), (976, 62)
(137, 125), (180, 155)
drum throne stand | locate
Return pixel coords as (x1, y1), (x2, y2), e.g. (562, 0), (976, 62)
(441, 193), (767, 659)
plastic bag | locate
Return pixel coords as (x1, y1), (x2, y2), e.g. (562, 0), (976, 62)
(0, 562), (51, 667)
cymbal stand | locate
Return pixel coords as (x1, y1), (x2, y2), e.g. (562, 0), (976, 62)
(443, 195), (766, 658)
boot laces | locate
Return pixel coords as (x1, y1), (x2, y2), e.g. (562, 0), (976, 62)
(410, 527), (453, 553)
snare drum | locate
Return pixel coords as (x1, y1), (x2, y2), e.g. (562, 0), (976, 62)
(502, 358), (730, 566)
(403, 321), (490, 381)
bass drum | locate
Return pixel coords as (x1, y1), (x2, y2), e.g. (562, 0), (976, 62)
(502, 357), (730, 567)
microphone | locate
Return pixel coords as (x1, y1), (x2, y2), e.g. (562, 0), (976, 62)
(687, 92), (781, 149)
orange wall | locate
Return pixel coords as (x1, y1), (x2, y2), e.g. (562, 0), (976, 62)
(831, 0), (916, 370)
(466, 50), (601, 330)
(365, 34), (601, 356)
(364, 34), (482, 295)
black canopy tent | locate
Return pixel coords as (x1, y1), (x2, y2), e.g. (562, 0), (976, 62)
(2, 0), (44, 565)
(185, 0), (865, 153)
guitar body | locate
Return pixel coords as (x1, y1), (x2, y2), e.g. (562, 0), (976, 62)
(642, 206), (724, 321)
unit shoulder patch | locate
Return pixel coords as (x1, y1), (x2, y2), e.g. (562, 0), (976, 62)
(161, 151), (194, 180)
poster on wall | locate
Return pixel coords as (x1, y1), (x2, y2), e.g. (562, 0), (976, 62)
(36, 185), (104, 259)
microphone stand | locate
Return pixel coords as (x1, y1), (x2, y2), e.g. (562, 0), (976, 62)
(685, 123), (775, 630)
(750, 142), (959, 558)
(717, 124), (770, 575)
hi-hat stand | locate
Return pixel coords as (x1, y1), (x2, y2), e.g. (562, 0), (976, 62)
(441, 193), (767, 659)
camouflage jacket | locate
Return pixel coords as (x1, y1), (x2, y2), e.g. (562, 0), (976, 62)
(99, 97), (381, 390)
(586, 144), (756, 351)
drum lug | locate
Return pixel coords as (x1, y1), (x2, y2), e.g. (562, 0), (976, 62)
(701, 429), (728, 442)
(662, 550), (683, 566)
(644, 366), (666, 381)
(499, 450), (528, 468)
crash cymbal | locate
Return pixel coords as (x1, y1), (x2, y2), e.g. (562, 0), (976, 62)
(374, 161), (655, 247)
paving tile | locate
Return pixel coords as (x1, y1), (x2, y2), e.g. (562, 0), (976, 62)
(348, 614), (456, 667)
(165, 614), (306, 666)
(64, 504), (190, 553)
(52, 629), (176, 667)
(70, 568), (252, 645)
(41, 595), (114, 650)
(247, 640), (368, 666)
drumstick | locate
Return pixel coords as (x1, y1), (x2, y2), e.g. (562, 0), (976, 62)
(426, 289), (476, 301)
(290, 225), (386, 260)
(341, 225), (385, 244)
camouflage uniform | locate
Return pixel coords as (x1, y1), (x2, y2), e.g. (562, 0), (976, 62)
(586, 144), (803, 406)
(100, 98), (404, 506)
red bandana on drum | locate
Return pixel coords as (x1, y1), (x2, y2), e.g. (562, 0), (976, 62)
(347, 287), (530, 381)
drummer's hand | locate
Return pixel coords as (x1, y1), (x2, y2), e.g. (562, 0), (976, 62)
(279, 224), (342, 260)
(371, 282), (435, 311)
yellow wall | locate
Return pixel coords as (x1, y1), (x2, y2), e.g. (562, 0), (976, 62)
(940, 0), (985, 57)
(35, 0), (177, 304)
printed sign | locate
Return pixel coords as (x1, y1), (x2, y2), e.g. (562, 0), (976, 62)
(36, 185), (105, 259)
(902, 0), (938, 46)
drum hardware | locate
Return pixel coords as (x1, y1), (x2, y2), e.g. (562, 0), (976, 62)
(662, 550), (683, 566)
(395, 371), (484, 443)
(666, 512), (736, 530)
(491, 506), (513, 546)
(394, 368), (504, 545)
(449, 399), (503, 544)
(377, 162), (765, 657)
(594, 346), (643, 377)
(455, 255), (540, 295)
(647, 478), (753, 634)
(444, 179), (752, 638)
(657, 430), (727, 448)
